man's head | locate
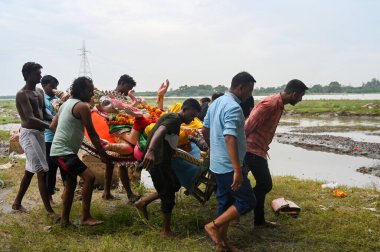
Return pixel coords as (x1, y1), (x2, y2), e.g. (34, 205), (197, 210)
(71, 76), (94, 103)
(22, 62), (42, 83)
(41, 75), (59, 97)
(180, 98), (202, 124)
(211, 92), (224, 102)
(117, 74), (136, 95)
(200, 97), (211, 105)
(283, 79), (308, 106)
(230, 71), (256, 103)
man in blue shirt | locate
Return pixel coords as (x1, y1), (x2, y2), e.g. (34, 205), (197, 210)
(41, 75), (65, 204)
(203, 72), (256, 251)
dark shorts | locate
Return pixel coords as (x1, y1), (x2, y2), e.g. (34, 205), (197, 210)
(52, 154), (87, 178)
(150, 165), (181, 213)
(214, 168), (256, 216)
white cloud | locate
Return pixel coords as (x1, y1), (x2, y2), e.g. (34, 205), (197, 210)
(0, 0), (379, 94)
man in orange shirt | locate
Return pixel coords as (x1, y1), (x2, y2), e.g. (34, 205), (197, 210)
(244, 79), (308, 227)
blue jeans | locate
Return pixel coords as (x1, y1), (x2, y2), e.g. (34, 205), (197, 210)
(214, 168), (256, 216)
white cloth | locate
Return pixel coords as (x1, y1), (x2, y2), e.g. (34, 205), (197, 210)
(19, 127), (48, 173)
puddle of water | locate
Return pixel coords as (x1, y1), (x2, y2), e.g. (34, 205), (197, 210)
(0, 123), (20, 131)
(268, 141), (380, 189)
(140, 169), (154, 189)
(281, 116), (380, 128)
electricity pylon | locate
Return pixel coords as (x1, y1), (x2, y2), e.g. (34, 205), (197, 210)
(78, 41), (92, 78)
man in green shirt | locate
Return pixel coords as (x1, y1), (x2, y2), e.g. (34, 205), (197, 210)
(50, 76), (110, 227)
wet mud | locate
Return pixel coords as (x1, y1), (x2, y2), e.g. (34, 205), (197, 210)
(275, 133), (380, 160)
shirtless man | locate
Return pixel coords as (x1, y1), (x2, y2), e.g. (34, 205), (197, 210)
(12, 62), (58, 219)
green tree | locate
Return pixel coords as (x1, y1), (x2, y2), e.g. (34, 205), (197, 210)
(327, 81), (342, 93)
(310, 84), (323, 93)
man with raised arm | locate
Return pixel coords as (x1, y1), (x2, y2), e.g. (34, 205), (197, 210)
(202, 72), (256, 251)
(12, 62), (58, 220)
(50, 76), (110, 227)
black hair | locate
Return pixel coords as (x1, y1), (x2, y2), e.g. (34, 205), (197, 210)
(22, 62), (42, 81)
(231, 71), (256, 89)
(117, 74), (136, 87)
(200, 97), (211, 104)
(70, 76), (93, 99)
(211, 92), (224, 101)
(41, 75), (59, 86)
(182, 98), (201, 112)
(284, 79), (308, 93)
(240, 95), (254, 118)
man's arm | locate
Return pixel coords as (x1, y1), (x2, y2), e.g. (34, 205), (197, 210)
(142, 125), (168, 171)
(17, 92), (50, 130)
(38, 89), (53, 122)
(49, 112), (59, 132)
(202, 126), (210, 148)
(224, 135), (243, 191)
(75, 103), (110, 163)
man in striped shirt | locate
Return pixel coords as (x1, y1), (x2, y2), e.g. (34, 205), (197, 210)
(245, 79), (308, 227)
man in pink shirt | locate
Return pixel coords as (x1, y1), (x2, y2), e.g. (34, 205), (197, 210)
(244, 79), (308, 227)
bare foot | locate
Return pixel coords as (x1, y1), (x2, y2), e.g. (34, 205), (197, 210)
(204, 221), (222, 245)
(11, 204), (28, 213)
(224, 243), (241, 252)
(60, 221), (77, 228)
(80, 218), (104, 226)
(161, 230), (181, 239)
(102, 193), (116, 200)
(134, 200), (149, 220)
(215, 243), (228, 252)
(48, 212), (61, 223)
(127, 194), (141, 204)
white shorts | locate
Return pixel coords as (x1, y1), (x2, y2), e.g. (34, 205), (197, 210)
(19, 127), (49, 173)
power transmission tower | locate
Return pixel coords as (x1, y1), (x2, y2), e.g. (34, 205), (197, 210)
(78, 41), (92, 78)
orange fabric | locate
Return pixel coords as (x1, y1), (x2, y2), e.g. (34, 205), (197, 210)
(85, 111), (116, 143)
(245, 94), (284, 159)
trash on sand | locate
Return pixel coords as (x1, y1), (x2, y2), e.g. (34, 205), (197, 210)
(353, 146), (360, 151)
(43, 226), (52, 232)
(321, 182), (338, 189)
(332, 189), (348, 198)
(0, 162), (12, 170)
(271, 197), (301, 216)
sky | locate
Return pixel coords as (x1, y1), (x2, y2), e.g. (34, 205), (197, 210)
(0, 0), (379, 95)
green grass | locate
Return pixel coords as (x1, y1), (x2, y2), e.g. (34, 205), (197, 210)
(0, 160), (379, 251)
(0, 100), (20, 125)
(0, 130), (10, 141)
(286, 99), (380, 116)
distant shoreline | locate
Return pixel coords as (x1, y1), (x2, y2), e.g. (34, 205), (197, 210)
(2, 93), (380, 100)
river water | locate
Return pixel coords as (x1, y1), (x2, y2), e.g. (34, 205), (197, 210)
(1, 117), (379, 189)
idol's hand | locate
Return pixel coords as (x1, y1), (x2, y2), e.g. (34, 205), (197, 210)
(157, 79), (170, 96)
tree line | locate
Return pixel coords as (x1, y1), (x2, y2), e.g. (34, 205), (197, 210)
(1, 79), (379, 99)
(134, 78), (380, 96)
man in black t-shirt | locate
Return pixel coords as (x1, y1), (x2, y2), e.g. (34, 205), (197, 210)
(135, 98), (201, 236)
